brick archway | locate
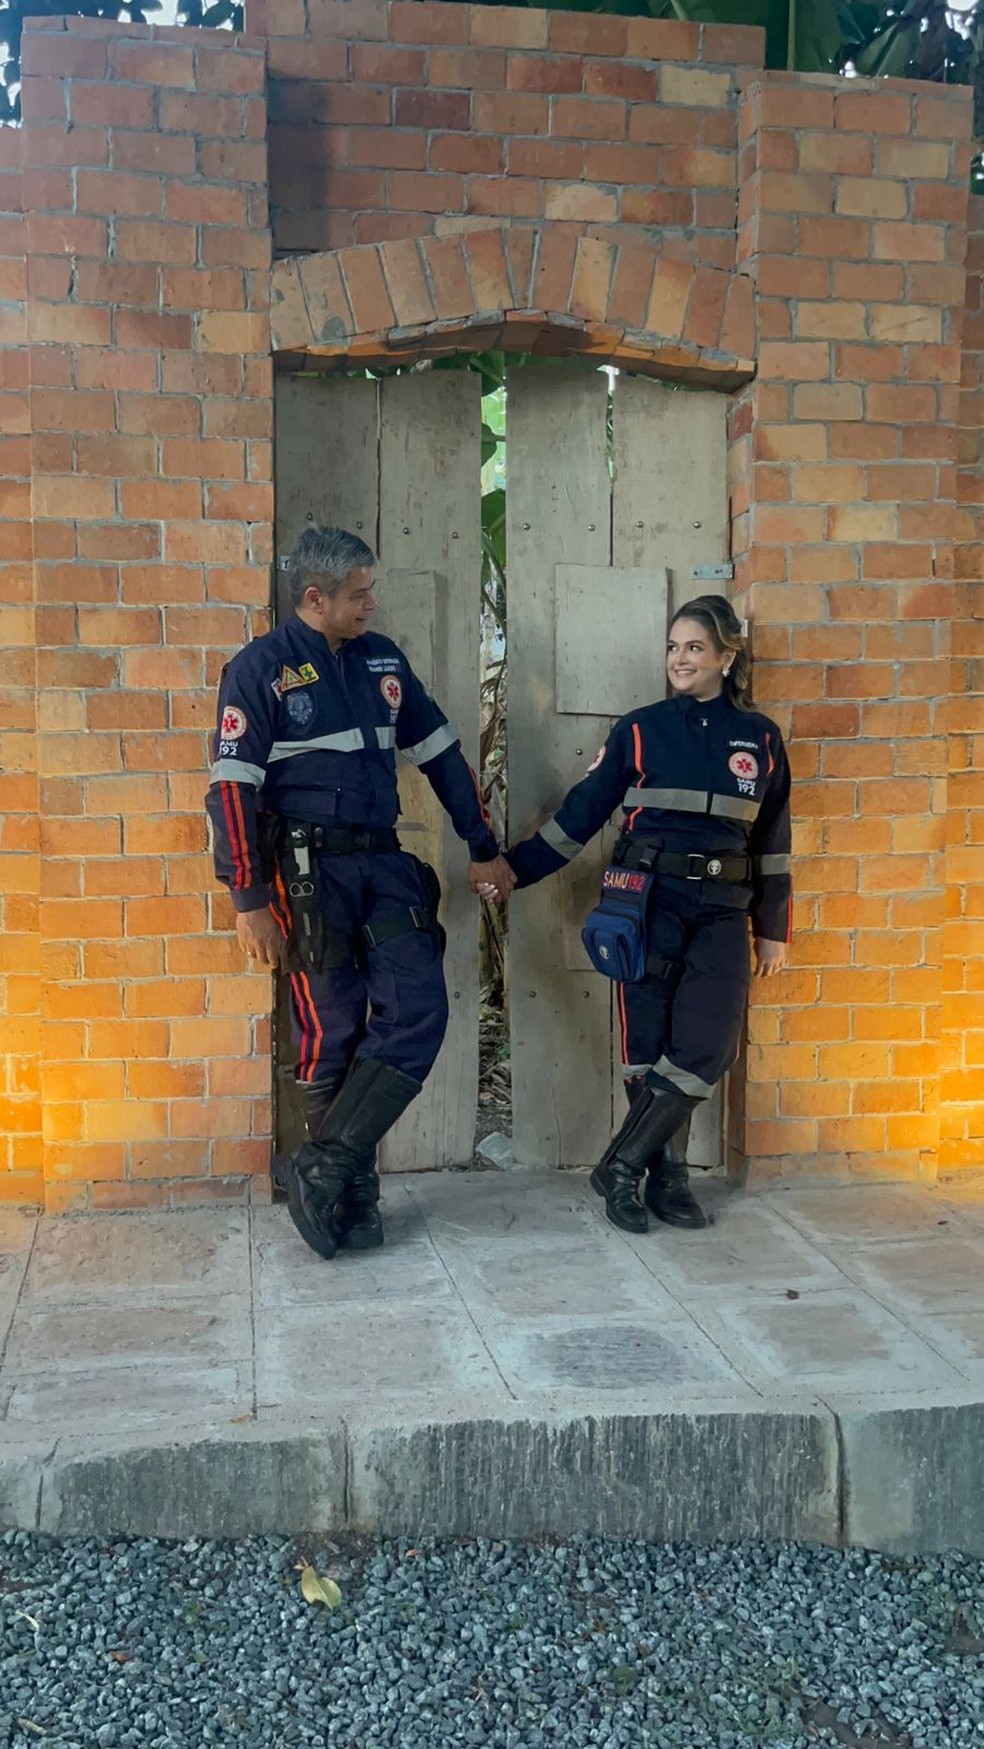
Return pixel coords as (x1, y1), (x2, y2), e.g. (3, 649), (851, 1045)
(271, 224), (755, 387)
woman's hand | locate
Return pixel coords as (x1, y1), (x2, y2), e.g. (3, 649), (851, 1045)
(753, 937), (788, 979)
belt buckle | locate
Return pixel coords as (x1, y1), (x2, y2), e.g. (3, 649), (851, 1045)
(686, 853), (704, 881)
(706, 857), (723, 878)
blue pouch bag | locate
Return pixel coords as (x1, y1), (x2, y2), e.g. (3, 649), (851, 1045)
(580, 865), (655, 983)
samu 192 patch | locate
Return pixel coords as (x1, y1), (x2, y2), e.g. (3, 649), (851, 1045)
(220, 705), (247, 741)
(380, 674), (403, 711)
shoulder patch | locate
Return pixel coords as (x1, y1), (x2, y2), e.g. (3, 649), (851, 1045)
(220, 704), (247, 741)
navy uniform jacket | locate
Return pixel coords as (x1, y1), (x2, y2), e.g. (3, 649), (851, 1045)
(507, 691), (792, 943)
(206, 615), (497, 914)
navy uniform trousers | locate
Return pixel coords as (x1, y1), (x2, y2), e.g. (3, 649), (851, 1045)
(617, 878), (750, 1100)
(271, 849), (448, 1089)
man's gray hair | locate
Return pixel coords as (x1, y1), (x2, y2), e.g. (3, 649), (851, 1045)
(286, 525), (376, 608)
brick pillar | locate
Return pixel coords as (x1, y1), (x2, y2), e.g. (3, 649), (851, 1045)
(22, 19), (275, 1211)
(731, 71), (972, 1182)
(945, 196), (984, 1177)
(0, 127), (42, 1204)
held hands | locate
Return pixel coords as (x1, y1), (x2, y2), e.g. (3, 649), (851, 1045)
(237, 906), (286, 970)
(753, 937), (788, 979)
(468, 854), (517, 906)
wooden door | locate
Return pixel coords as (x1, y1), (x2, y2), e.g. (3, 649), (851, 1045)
(506, 367), (730, 1169)
(272, 369), (482, 1170)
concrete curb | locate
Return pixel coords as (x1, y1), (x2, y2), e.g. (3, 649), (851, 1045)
(1, 1405), (837, 1544)
(5, 1398), (984, 1553)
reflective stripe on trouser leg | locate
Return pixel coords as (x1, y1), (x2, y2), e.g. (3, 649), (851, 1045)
(621, 901), (750, 1094)
(289, 963), (367, 1084)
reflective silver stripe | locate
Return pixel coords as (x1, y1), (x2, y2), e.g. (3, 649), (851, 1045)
(621, 1063), (652, 1081)
(375, 726), (396, 749)
(401, 724), (457, 766)
(712, 793), (760, 823)
(266, 730), (365, 762)
(757, 853), (791, 875)
(652, 1055), (715, 1099)
(209, 759), (265, 787)
(623, 787), (707, 812)
(540, 816), (585, 862)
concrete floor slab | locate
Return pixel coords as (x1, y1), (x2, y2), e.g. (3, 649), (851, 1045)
(22, 1209), (250, 1304)
(768, 1182), (960, 1246)
(710, 1286), (966, 1394)
(835, 1232), (984, 1317)
(2, 1294), (253, 1375)
(1, 1170), (984, 1550)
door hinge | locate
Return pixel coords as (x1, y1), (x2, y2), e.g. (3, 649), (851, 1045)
(691, 563), (734, 582)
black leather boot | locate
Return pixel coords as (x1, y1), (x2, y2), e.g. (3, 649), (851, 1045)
(287, 1058), (420, 1258)
(590, 1077), (698, 1234)
(645, 1110), (707, 1229)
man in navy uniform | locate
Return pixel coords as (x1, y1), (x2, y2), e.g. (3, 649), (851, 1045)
(207, 526), (515, 1259)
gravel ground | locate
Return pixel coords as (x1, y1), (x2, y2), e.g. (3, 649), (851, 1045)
(1, 1531), (983, 1749)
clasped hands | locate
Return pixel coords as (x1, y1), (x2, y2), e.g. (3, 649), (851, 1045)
(467, 854), (516, 906)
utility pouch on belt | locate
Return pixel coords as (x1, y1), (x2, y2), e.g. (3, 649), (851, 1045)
(581, 865), (655, 983)
(281, 826), (352, 974)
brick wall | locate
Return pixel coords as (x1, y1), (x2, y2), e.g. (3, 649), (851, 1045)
(3, 7), (982, 1209)
(256, 0), (763, 259)
(21, 19), (275, 1211)
(946, 195), (984, 1176)
(731, 71), (972, 1181)
(0, 126), (41, 1205)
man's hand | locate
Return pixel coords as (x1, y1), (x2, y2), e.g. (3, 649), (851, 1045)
(753, 937), (788, 979)
(237, 906), (286, 970)
(468, 854), (517, 904)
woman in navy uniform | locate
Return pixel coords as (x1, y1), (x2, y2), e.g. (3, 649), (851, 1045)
(496, 596), (791, 1234)
(207, 526), (515, 1260)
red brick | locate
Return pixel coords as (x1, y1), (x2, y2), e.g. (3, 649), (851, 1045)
(632, 105), (699, 145)
(70, 80), (155, 128)
(417, 235), (473, 322)
(507, 54), (584, 96)
(466, 177), (542, 219)
(583, 142), (659, 184)
(584, 61), (657, 102)
(473, 90), (549, 136)
(114, 219), (196, 265)
(352, 43), (426, 83)
(798, 216), (871, 260)
(624, 17), (699, 59)
(390, 0), (468, 43)
(394, 88), (470, 130)
(535, 16), (617, 57)
(430, 46), (506, 86)
(75, 349), (158, 392)
(873, 220), (947, 263)
(388, 170), (465, 213)
(622, 189), (694, 228)
(471, 6), (548, 50)
(23, 124), (109, 170)
(835, 89), (912, 136)
(430, 133), (504, 175)
(507, 142), (572, 190)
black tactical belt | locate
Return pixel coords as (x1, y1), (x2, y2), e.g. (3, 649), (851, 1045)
(618, 839), (751, 884)
(292, 822), (400, 856)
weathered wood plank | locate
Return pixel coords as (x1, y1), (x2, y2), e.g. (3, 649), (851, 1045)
(612, 375), (729, 1169)
(273, 374), (379, 621)
(555, 564), (669, 718)
(508, 364), (613, 1167)
(272, 373), (380, 1157)
(611, 377), (728, 619)
(378, 370), (483, 1171)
